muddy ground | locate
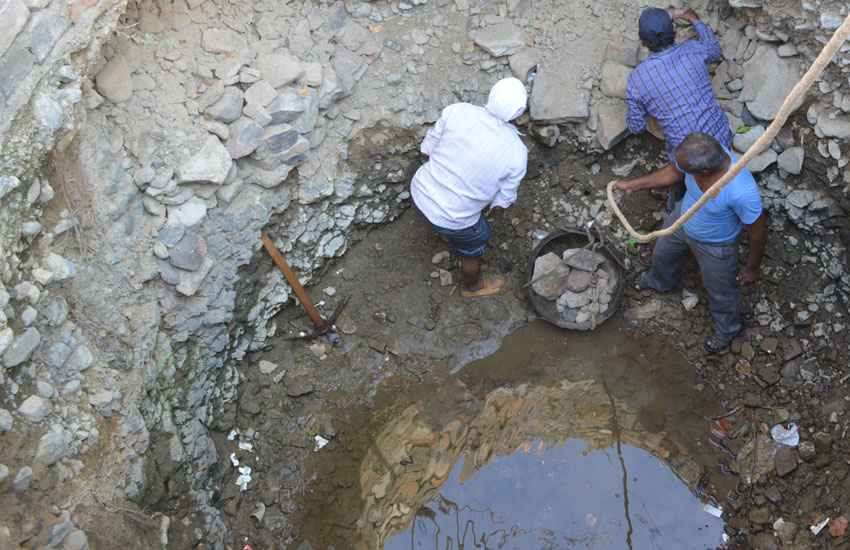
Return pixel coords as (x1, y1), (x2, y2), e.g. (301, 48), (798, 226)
(206, 131), (850, 550)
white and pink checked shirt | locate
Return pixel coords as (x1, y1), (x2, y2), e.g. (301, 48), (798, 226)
(411, 102), (528, 230)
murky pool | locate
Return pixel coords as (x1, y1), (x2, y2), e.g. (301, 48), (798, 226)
(288, 320), (733, 549)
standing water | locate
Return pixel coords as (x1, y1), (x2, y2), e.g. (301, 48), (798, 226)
(287, 320), (733, 549)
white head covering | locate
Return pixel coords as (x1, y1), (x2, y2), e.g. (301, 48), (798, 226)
(485, 77), (528, 123)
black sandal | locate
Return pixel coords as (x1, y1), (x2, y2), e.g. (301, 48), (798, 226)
(632, 272), (650, 292)
(704, 328), (741, 354)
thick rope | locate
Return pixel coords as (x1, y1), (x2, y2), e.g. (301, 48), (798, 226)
(607, 14), (850, 243)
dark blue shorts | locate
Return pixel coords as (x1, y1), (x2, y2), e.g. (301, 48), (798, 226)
(423, 214), (491, 258)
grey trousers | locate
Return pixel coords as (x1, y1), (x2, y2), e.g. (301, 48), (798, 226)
(645, 201), (743, 336)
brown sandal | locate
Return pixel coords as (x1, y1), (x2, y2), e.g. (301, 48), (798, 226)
(461, 276), (505, 297)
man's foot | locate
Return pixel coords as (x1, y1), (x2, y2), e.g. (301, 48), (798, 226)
(631, 272), (654, 293)
(636, 245), (653, 267)
(704, 328), (742, 354)
(461, 275), (505, 297)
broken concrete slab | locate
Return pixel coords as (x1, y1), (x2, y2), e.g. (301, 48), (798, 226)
(529, 63), (589, 123)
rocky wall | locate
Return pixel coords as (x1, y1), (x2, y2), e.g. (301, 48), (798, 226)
(0, 0), (849, 548)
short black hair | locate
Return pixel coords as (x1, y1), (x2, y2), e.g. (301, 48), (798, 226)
(644, 36), (675, 52)
(675, 132), (725, 172)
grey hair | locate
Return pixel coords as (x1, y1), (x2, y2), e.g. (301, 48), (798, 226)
(675, 132), (725, 172)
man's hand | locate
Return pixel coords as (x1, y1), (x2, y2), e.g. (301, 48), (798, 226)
(613, 180), (634, 194)
(674, 9), (699, 24)
(737, 265), (760, 285)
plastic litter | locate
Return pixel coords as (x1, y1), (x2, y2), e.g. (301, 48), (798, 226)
(236, 465), (252, 491)
(238, 441), (254, 452)
(314, 435), (329, 450)
(811, 516), (830, 535)
(230, 453), (239, 467)
(771, 423), (800, 446)
(703, 504), (723, 518)
(227, 429), (238, 440)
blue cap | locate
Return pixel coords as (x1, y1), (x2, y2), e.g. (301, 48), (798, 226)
(638, 8), (674, 41)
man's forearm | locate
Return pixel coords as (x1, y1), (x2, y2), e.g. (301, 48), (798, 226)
(619, 164), (684, 191)
(745, 215), (767, 270)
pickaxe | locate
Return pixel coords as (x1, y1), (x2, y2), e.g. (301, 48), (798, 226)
(260, 235), (350, 344)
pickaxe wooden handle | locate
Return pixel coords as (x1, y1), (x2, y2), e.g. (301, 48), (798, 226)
(260, 235), (325, 328)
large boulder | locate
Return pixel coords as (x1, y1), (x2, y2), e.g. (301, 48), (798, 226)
(741, 46), (803, 121)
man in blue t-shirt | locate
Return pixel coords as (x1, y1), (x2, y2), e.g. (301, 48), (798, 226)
(614, 132), (767, 353)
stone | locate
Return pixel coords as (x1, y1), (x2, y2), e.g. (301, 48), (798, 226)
(253, 125), (310, 169)
(741, 46), (802, 120)
(530, 64), (589, 123)
(596, 102), (629, 150)
(35, 381), (53, 398)
(267, 89), (305, 124)
(732, 125), (765, 152)
(224, 117), (263, 159)
(318, 68), (354, 110)
(557, 290), (590, 309)
(629, 300), (662, 320)
(813, 432), (832, 453)
(749, 507), (771, 524)
(254, 53), (304, 89)
(45, 253), (76, 282)
(88, 390), (113, 408)
(750, 533), (779, 550)
(563, 249), (605, 270)
(774, 445), (797, 477)
(0, 464), (7, 483)
(61, 530), (88, 550)
(177, 257), (214, 296)
(473, 23), (524, 57)
(243, 80), (278, 108)
(816, 116), (850, 139)
(258, 360), (277, 374)
(508, 48), (539, 83)
(798, 440), (816, 462)
(0, 408), (12, 432)
(566, 269), (592, 292)
(95, 55), (133, 103)
(0, 0), (30, 58)
(0, 175), (21, 199)
(599, 60), (631, 99)
(531, 252), (571, 300)
(604, 41), (639, 67)
(244, 101), (272, 126)
(169, 233), (207, 271)
(528, 124), (559, 147)
(18, 395), (51, 422)
(786, 189), (811, 208)
(0, 328), (12, 356)
(3, 327), (41, 368)
(157, 222), (185, 247)
(34, 430), (70, 466)
(11, 466), (32, 493)
(168, 196), (207, 228)
(177, 136), (232, 185)
(737, 148), (776, 173)
(205, 87), (243, 123)
(201, 28), (240, 54)
(777, 147), (804, 174)
(33, 95), (62, 130)
(777, 44), (797, 57)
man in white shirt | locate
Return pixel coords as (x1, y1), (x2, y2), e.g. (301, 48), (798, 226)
(411, 77), (528, 297)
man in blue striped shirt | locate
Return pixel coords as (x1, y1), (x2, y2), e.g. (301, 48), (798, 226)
(624, 8), (733, 211)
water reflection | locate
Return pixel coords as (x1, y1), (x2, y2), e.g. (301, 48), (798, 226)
(290, 321), (730, 550)
(387, 439), (722, 549)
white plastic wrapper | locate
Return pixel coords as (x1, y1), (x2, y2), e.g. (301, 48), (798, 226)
(314, 435), (329, 451)
(703, 504), (723, 518)
(771, 423), (799, 446)
(239, 442), (254, 452)
(230, 453), (239, 467)
(811, 516), (830, 535)
(236, 465), (252, 491)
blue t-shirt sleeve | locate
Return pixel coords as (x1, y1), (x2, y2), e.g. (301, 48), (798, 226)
(729, 172), (763, 225)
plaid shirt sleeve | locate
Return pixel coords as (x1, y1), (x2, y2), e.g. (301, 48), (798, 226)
(625, 74), (648, 135)
(692, 20), (722, 64)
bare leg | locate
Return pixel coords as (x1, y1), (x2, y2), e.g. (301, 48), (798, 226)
(460, 256), (482, 292)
